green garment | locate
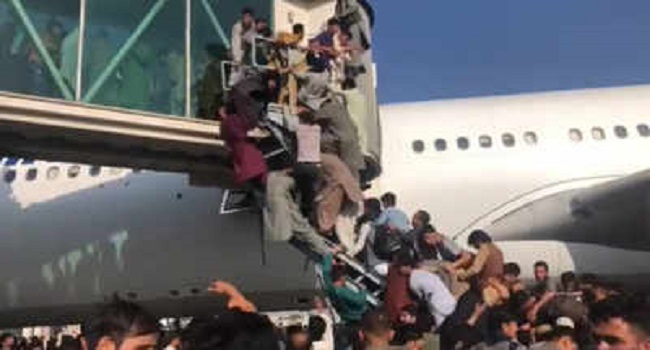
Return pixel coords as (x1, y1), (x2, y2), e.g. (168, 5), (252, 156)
(167, 51), (185, 116)
(87, 37), (119, 106)
(196, 60), (223, 119)
(60, 28), (79, 89)
(117, 47), (151, 111)
(321, 254), (368, 323)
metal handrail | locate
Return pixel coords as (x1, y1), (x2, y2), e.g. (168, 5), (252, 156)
(251, 35), (274, 68)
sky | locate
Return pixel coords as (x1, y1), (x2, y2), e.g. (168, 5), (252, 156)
(372, 0), (650, 104)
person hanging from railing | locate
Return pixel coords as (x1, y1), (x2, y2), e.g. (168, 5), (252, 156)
(315, 153), (363, 240)
(272, 24), (307, 114)
(259, 92), (365, 262)
(315, 18), (341, 62)
(293, 108), (322, 223)
(220, 100), (268, 188)
(263, 169), (331, 260)
(229, 71), (269, 126)
(256, 96), (363, 263)
(220, 75), (269, 188)
(297, 72), (365, 181)
(218, 15), (370, 261)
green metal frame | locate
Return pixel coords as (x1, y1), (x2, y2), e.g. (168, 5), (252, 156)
(83, 0), (168, 103)
(185, 0), (192, 117)
(201, 0), (231, 49)
(9, 0), (74, 100)
(74, 0), (88, 101)
(6, 0), (276, 118)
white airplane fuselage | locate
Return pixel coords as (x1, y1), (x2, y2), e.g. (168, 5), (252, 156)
(0, 85), (648, 326)
(376, 85), (650, 283)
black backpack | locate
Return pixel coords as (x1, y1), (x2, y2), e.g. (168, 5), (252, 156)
(372, 225), (404, 261)
(411, 291), (436, 331)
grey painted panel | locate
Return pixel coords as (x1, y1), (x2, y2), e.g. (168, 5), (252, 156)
(0, 164), (314, 319)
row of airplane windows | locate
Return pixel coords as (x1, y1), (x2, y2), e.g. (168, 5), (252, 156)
(412, 124), (650, 153)
(0, 158), (34, 166)
(2, 165), (123, 184)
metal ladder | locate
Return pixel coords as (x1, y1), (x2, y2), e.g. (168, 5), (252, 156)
(322, 241), (385, 307)
(290, 231), (384, 307)
(258, 104), (387, 306)
(315, 255), (383, 308)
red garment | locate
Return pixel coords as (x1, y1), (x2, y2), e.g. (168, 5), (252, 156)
(221, 114), (268, 185)
(384, 264), (414, 323)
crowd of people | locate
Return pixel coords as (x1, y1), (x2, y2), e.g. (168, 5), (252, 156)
(315, 192), (649, 349)
(207, 4), (650, 350)
(216, 4), (379, 262)
(0, 266), (646, 350)
(0, 3), (648, 350)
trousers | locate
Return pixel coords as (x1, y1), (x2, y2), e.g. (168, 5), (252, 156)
(264, 171), (329, 257)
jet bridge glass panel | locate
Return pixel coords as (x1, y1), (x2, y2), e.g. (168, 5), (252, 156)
(82, 1), (186, 115)
(0, 0), (80, 100)
(0, 0), (271, 118)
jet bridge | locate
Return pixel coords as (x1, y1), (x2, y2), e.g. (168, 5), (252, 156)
(0, 0), (379, 188)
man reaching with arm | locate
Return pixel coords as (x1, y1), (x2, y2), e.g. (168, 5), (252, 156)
(321, 250), (369, 325)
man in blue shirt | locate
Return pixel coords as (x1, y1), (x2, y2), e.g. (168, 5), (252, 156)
(315, 18), (341, 59)
(375, 192), (411, 233)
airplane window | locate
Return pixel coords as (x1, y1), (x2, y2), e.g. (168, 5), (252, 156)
(614, 126), (628, 139)
(89, 165), (102, 176)
(26, 168), (37, 182)
(457, 137), (470, 150)
(434, 139), (447, 151)
(636, 124), (649, 137)
(3, 170), (16, 184)
(47, 166), (60, 180)
(68, 165), (81, 178)
(412, 140), (425, 153)
(4, 158), (19, 166)
(569, 129), (583, 142)
(479, 135), (492, 148)
(591, 127), (605, 140)
(524, 132), (538, 145)
(502, 133), (515, 147)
